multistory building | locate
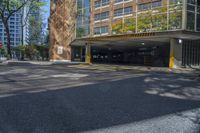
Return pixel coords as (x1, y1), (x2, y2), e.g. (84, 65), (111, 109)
(0, 11), (22, 47)
(50, 0), (200, 68)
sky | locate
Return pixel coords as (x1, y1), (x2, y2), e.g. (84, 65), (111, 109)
(45, 1), (50, 18)
(43, 0), (50, 29)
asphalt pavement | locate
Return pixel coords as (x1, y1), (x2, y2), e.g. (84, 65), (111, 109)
(0, 64), (199, 133)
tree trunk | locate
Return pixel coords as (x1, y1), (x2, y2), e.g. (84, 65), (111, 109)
(20, 12), (24, 46)
(21, 24), (24, 45)
(4, 21), (12, 59)
(21, 17), (25, 60)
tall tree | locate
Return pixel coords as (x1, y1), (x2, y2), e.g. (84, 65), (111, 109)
(20, 0), (45, 46)
(26, 14), (43, 45)
(0, 0), (44, 58)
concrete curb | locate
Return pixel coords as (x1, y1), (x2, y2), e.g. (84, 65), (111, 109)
(3, 60), (86, 66)
(0, 61), (8, 66)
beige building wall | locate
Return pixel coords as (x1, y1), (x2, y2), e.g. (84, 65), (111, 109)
(49, 0), (76, 61)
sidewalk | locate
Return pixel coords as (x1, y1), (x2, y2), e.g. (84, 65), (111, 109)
(0, 60), (85, 66)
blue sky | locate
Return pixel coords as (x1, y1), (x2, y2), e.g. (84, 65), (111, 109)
(45, 0), (50, 18)
(43, 0), (50, 29)
(45, 1), (50, 18)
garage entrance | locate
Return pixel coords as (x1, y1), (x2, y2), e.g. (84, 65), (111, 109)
(91, 45), (170, 67)
(72, 40), (170, 67)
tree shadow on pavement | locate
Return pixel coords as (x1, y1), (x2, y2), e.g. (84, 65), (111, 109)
(0, 72), (200, 133)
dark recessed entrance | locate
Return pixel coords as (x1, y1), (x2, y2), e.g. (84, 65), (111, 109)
(72, 42), (170, 67)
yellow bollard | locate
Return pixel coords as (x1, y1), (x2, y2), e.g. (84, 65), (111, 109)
(85, 44), (92, 64)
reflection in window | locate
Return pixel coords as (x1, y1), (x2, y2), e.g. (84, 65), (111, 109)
(95, 0), (109, 8)
(170, 0), (182, 4)
(94, 26), (108, 35)
(197, 14), (200, 31)
(169, 12), (182, 30)
(187, 12), (195, 31)
(187, 0), (195, 4)
(76, 0), (90, 38)
(95, 12), (109, 21)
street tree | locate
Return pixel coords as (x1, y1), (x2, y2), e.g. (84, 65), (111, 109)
(26, 15), (43, 45)
(0, 0), (44, 58)
(20, 0), (45, 46)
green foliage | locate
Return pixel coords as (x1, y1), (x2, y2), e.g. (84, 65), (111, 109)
(24, 45), (37, 60)
(27, 15), (43, 45)
(112, 19), (123, 34)
(0, 0), (46, 58)
(137, 11), (152, 32)
(111, 5), (182, 34)
(76, 28), (85, 38)
(16, 45), (26, 54)
(152, 7), (168, 31)
(124, 18), (136, 33)
(0, 46), (7, 56)
(14, 44), (49, 61)
(35, 45), (49, 60)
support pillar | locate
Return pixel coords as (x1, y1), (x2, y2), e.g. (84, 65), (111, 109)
(169, 38), (182, 68)
(85, 43), (92, 64)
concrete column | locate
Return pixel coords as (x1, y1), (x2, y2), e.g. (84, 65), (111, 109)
(182, 0), (187, 30)
(80, 46), (83, 62)
(169, 38), (182, 68)
(85, 43), (92, 64)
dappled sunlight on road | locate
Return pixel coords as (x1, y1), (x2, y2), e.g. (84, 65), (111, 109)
(0, 64), (200, 132)
(144, 74), (200, 101)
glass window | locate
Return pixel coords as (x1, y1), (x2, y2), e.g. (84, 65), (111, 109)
(102, 0), (109, 6)
(101, 12), (109, 20)
(95, 0), (109, 8)
(187, 0), (195, 4)
(138, 3), (151, 11)
(170, 0), (182, 4)
(95, 13), (101, 21)
(197, 14), (200, 31)
(198, 1), (200, 6)
(115, 0), (123, 3)
(94, 27), (101, 34)
(187, 12), (195, 31)
(187, 4), (195, 12)
(197, 6), (200, 13)
(124, 7), (133, 15)
(94, 26), (108, 34)
(101, 26), (108, 33)
(114, 0), (131, 3)
(95, 12), (109, 21)
(152, 1), (162, 8)
(114, 8), (123, 17)
(138, 1), (162, 11)
(95, 1), (101, 8)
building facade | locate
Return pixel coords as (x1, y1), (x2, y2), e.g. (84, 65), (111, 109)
(50, 0), (200, 68)
(0, 2), (43, 48)
(0, 11), (22, 47)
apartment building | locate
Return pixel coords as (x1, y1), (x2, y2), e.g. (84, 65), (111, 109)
(0, 3), (42, 48)
(0, 11), (22, 47)
(50, 0), (200, 68)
